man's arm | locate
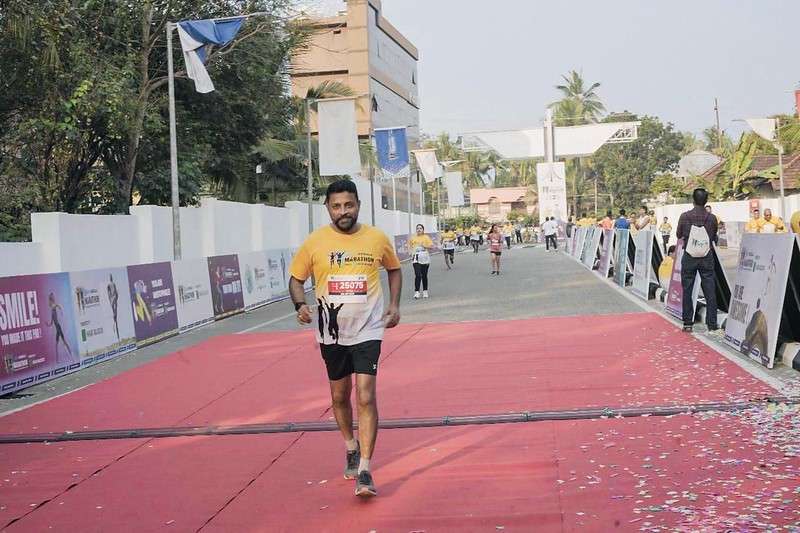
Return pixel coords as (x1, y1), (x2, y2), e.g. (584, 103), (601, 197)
(675, 214), (687, 240)
(289, 276), (312, 324)
(382, 268), (402, 328)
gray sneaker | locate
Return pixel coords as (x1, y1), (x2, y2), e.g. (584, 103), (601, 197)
(355, 470), (377, 497)
(344, 444), (360, 480)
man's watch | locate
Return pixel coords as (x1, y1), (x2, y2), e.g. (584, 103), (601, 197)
(293, 301), (306, 311)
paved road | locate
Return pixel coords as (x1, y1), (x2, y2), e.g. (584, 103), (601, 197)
(0, 244), (640, 415)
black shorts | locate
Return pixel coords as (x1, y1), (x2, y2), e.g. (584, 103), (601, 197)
(491, 251), (502, 256)
(320, 340), (382, 381)
(444, 249), (455, 257)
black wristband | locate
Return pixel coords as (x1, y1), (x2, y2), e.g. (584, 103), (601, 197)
(293, 302), (306, 311)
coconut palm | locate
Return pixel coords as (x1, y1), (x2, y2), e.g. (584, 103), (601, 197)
(550, 70), (605, 126)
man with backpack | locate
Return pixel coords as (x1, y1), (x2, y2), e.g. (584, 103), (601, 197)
(676, 188), (719, 333)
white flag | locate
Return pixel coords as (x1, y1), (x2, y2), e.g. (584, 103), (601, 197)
(413, 150), (440, 183)
(445, 171), (465, 207)
(317, 98), (361, 177)
(745, 118), (777, 143)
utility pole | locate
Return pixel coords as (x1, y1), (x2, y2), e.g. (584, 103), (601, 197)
(306, 98), (314, 233)
(776, 116), (786, 219)
(714, 97), (722, 152)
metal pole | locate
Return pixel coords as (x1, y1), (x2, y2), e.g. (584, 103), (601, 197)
(369, 133), (375, 226)
(407, 172), (413, 235)
(306, 98), (313, 233)
(594, 176), (598, 217)
(777, 118), (786, 218)
(392, 177), (397, 211)
(166, 23), (181, 260)
(714, 98), (722, 152)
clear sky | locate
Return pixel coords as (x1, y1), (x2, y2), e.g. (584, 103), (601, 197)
(373, 0), (798, 141)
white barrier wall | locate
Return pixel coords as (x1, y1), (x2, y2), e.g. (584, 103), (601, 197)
(655, 193), (800, 247)
(0, 177), (437, 277)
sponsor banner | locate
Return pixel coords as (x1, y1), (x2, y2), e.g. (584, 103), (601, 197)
(127, 262), (179, 346)
(69, 268), (137, 365)
(596, 229), (614, 278)
(0, 273), (81, 394)
(614, 229), (630, 287)
(536, 162), (568, 223)
(572, 227), (587, 260)
(444, 171), (465, 207)
(723, 234), (795, 369)
(266, 249), (292, 301)
(208, 255), (244, 319)
(719, 221), (745, 249)
(665, 240), (700, 321)
(172, 259), (215, 333)
(374, 127), (410, 182)
(632, 230), (654, 300)
(317, 98), (361, 177)
(239, 251), (272, 312)
(582, 227), (602, 269)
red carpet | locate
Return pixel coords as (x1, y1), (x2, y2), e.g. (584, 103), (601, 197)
(1, 312), (790, 531)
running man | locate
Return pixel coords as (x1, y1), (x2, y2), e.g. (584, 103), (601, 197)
(440, 225), (457, 270)
(289, 180), (401, 498)
(487, 224), (504, 275)
(408, 224), (434, 299)
(47, 292), (72, 362)
(107, 274), (120, 340)
(469, 224), (481, 253)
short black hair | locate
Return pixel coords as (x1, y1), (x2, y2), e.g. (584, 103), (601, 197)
(668, 245), (676, 255)
(619, 208), (626, 216)
(325, 179), (359, 203)
(416, 223), (425, 231)
(692, 188), (708, 206)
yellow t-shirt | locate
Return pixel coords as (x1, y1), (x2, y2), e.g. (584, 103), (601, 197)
(745, 218), (761, 233)
(658, 256), (674, 285)
(760, 217), (787, 233)
(440, 231), (457, 250)
(289, 224), (400, 346)
(791, 212), (800, 234)
(408, 234), (434, 264)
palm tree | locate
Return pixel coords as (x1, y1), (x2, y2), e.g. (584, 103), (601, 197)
(550, 70), (605, 126)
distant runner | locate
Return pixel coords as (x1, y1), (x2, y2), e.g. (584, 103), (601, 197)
(408, 224), (434, 299)
(440, 225), (457, 270)
(487, 224), (504, 275)
(289, 180), (402, 498)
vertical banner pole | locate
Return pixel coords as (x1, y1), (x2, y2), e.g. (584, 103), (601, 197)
(369, 133), (376, 226)
(166, 23), (182, 261)
(306, 98), (314, 233)
(777, 117), (786, 219)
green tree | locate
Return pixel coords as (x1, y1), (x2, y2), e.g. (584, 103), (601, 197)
(592, 114), (685, 211)
(550, 70), (605, 126)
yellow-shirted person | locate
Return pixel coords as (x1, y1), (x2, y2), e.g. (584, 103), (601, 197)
(440, 226), (457, 270)
(759, 208), (787, 233)
(408, 225), (434, 298)
(791, 211), (800, 234)
(289, 179), (401, 499)
(745, 208), (762, 233)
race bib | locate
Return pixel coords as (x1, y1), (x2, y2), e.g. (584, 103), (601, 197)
(327, 275), (368, 304)
(443, 241), (455, 250)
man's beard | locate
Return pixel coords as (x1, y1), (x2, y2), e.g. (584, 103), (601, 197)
(335, 213), (358, 231)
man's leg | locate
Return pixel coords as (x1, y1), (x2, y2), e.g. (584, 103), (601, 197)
(329, 376), (354, 441)
(699, 258), (718, 329)
(681, 254), (699, 328)
(355, 373), (378, 463)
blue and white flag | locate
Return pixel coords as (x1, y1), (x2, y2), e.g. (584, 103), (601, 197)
(374, 127), (410, 183)
(177, 18), (245, 93)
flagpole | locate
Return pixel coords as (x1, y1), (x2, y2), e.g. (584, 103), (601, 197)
(369, 132), (376, 226)
(777, 117), (786, 219)
(166, 22), (182, 260)
(306, 98), (314, 233)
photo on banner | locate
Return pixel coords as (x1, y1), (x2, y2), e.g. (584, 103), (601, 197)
(596, 229), (614, 278)
(723, 233), (795, 368)
(69, 267), (137, 365)
(664, 239), (700, 321)
(207, 255), (244, 319)
(582, 227), (602, 269)
(127, 262), (179, 346)
(0, 273), (80, 394)
(393, 234), (411, 262)
(172, 259), (214, 333)
(614, 229), (630, 287)
(239, 251), (271, 312)
(375, 127), (410, 182)
(632, 230), (654, 300)
(579, 227), (595, 265)
(572, 227), (587, 260)
(265, 249), (291, 301)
